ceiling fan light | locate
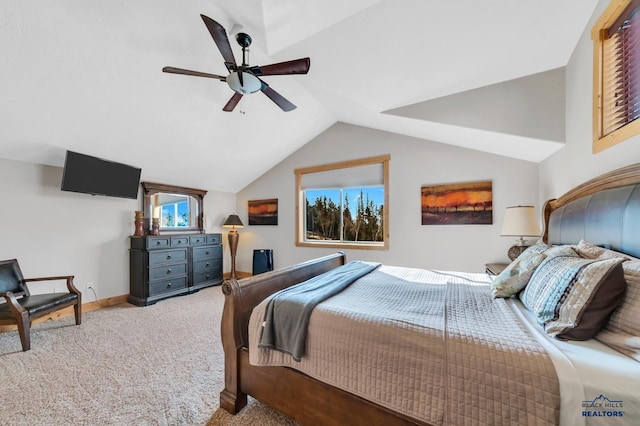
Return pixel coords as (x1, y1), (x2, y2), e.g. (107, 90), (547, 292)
(227, 72), (261, 94)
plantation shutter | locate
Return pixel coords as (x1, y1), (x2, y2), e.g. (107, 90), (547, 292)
(602, 2), (640, 136)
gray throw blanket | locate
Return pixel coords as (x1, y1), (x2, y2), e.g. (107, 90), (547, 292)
(258, 260), (380, 361)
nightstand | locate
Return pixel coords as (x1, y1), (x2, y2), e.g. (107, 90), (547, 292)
(484, 262), (509, 276)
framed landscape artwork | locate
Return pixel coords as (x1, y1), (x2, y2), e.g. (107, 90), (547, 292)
(421, 181), (492, 225)
(248, 198), (278, 225)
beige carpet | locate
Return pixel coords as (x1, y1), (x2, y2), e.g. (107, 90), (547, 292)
(0, 286), (298, 425)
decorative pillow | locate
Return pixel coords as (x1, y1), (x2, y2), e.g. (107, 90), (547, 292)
(520, 248), (627, 340)
(573, 239), (631, 260)
(523, 242), (551, 255)
(491, 250), (546, 298)
(596, 260), (640, 361)
(518, 246), (579, 308)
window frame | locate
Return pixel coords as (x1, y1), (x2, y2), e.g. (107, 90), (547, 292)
(591, 0), (640, 153)
(295, 155), (390, 250)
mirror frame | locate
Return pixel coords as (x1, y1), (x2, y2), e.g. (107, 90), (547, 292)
(141, 182), (207, 233)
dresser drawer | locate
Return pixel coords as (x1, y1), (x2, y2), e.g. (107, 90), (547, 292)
(193, 258), (217, 273)
(170, 236), (189, 246)
(193, 269), (222, 285)
(149, 263), (187, 281)
(146, 237), (170, 249)
(189, 235), (207, 245)
(148, 276), (187, 296)
(148, 249), (187, 265)
(206, 234), (222, 244)
(129, 233), (221, 306)
(193, 245), (221, 260)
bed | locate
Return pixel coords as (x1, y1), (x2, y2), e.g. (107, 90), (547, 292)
(219, 163), (640, 425)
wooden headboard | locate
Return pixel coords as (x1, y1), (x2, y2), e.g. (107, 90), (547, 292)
(542, 163), (640, 258)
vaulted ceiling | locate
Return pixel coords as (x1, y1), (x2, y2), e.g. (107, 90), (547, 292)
(0, 0), (598, 193)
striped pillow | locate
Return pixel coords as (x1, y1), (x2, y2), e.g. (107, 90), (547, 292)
(520, 247), (627, 340)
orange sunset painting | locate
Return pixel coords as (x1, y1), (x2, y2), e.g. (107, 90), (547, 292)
(248, 198), (278, 225)
(421, 181), (492, 225)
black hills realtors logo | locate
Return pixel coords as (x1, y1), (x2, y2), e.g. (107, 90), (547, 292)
(582, 394), (624, 418)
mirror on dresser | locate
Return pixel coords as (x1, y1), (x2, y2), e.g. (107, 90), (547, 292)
(132, 182), (221, 306)
(141, 182), (207, 233)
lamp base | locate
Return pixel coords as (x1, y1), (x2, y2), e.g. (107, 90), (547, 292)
(507, 245), (528, 261)
(228, 230), (239, 280)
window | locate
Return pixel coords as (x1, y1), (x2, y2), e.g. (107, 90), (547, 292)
(295, 155), (389, 249)
(592, 0), (640, 153)
(160, 199), (189, 227)
(154, 194), (193, 228)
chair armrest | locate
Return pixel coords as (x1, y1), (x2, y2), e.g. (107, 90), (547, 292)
(22, 275), (74, 282)
(0, 291), (27, 315)
(22, 275), (81, 296)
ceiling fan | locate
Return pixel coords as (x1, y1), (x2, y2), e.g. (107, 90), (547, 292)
(163, 15), (310, 112)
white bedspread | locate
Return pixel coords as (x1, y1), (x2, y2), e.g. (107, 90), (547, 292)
(248, 264), (640, 425)
(249, 265), (561, 425)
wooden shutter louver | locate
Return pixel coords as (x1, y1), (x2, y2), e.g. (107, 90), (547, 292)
(602, 4), (640, 137)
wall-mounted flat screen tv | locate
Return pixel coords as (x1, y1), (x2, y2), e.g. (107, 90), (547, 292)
(61, 150), (142, 199)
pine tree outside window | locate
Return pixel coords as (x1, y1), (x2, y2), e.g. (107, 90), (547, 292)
(295, 155), (389, 250)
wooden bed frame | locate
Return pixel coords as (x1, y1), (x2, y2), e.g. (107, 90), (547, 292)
(219, 162), (640, 426)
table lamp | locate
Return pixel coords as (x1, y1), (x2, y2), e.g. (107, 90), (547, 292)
(500, 206), (541, 261)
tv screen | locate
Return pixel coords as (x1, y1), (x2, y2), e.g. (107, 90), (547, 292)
(61, 151), (142, 199)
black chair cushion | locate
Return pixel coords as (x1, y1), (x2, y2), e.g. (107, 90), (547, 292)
(0, 293), (78, 319)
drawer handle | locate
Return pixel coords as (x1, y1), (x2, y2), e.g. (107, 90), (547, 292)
(206, 274), (211, 279)
(205, 263), (210, 267)
(205, 251), (210, 255)
(167, 282), (172, 288)
(166, 255), (172, 260)
(156, 241), (161, 245)
(166, 269), (171, 274)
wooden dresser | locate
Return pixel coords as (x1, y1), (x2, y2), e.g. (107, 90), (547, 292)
(128, 233), (222, 306)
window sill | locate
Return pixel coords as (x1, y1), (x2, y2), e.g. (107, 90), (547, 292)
(296, 241), (388, 251)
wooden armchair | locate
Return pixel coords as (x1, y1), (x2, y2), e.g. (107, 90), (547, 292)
(0, 259), (81, 351)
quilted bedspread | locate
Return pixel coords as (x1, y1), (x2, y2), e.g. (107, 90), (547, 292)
(248, 265), (560, 425)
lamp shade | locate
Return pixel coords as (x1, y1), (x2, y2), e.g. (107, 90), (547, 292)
(223, 214), (244, 228)
(500, 206), (541, 237)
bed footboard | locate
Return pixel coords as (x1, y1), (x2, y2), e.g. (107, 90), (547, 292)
(219, 252), (346, 414)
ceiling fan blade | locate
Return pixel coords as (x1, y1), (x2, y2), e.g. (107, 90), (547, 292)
(251, 58), (310, 76)
(200, 15), (237, 70)
(223, 92), (243, 112)
(162, 66), (226, 80)
(260, 80), (296, 112)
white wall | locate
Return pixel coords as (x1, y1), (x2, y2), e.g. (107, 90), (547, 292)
(540, 0), (640, 201)
(0, 157), (235, 300)
(388, 68), (566, 143)
(235, 123), (539, 273)
(7, 0), (620, 293)
(3, 0), (631, 301)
